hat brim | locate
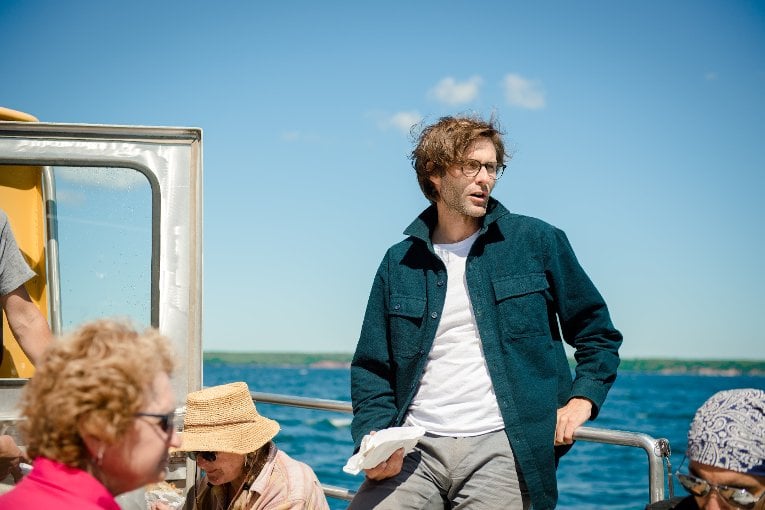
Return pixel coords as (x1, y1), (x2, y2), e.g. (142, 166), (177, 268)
(176, 417), (280, 454)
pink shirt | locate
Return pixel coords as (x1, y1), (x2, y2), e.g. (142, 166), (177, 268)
(0, 457), (120, 510)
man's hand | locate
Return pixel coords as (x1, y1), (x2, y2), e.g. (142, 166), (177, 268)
(0, 435), (26, 483)
(555, 397), (593, 445)
(363, 447), (405, 481)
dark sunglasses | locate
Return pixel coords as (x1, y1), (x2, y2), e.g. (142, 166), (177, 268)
(135, 412), (175, 434)
(676, 472), (764, 509)
(187, 451), (217, 462)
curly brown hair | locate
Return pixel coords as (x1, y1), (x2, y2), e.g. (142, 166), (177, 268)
(19, 319), (175, 469)
(411, 114), (508, 203)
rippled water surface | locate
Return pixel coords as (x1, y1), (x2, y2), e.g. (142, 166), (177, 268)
(204, 363), (764, 510)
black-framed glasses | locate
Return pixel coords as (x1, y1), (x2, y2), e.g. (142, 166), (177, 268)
(676, 472), (764, 509)
(459, 159), (506, 180)
(135, 412), (175, 434)
(187, 451), (217, 462)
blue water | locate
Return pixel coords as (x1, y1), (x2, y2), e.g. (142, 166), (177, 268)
(203, 363), (764, 509)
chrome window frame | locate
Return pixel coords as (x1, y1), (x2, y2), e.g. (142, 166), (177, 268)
(0, 121), (203, 496)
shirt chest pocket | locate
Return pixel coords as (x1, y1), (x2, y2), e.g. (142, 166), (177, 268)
(492, 273), (551, 339)
(388, 295), (426, 358)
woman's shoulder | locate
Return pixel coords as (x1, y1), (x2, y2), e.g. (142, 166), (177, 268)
(273, 447), (316, 475)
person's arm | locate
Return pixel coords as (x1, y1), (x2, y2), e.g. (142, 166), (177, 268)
(350, 255), (399, 455)
(351, 271), (404, 480)
(0, 285), (52, 365)
(304, 465), (331, 510)
(545, 228), (623, 443)
(0, 435), (26, 483)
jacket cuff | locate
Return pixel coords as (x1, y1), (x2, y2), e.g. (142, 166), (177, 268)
(570, 378), (609, 419)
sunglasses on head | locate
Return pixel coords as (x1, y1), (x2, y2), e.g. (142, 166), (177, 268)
(676, 472), (764, 509)
(134, 412), (175, 434)
(187, 451), (217, 462)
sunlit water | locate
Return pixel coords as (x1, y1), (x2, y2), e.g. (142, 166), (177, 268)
(203, 363), (764, 510)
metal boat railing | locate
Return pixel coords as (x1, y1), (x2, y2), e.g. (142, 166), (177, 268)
(250, 391), (671, 504)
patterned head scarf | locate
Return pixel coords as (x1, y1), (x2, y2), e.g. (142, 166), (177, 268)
(687, 388), (765, 476)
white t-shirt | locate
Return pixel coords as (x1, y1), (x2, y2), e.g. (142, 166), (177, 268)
(404, 231), (505, 436)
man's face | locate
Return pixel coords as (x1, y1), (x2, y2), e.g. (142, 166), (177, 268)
(429, 137), (497, 222)
(688, 461), (765, 509)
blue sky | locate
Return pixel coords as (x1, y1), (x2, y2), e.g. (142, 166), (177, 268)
(2, 1), (763, 359)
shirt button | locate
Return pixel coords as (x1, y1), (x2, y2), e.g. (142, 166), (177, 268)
(436, 280), (444, 287)
(393, 304), (401, 310)
(430, 312), (438, 319)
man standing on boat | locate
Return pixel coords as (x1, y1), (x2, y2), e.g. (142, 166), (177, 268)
(0, 209), (50, 366)
(0, 208), (52, 484)
(349, 115), (623, 510)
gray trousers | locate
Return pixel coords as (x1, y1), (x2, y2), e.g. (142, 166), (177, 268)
(347, 429), (531, 510)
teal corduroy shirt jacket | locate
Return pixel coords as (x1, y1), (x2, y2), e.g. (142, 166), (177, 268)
(350, 199), (623, 510)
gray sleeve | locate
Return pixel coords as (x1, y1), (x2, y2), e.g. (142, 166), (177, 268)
(0, 210), (36, 296)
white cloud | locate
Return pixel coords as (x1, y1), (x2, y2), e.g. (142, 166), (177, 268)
(503, 74), (546, 109)
(386, 111), (422, 134)
(368, 110), (422, 134)
(428, 76), (482, 105)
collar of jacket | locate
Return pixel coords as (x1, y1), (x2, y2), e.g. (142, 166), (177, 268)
(402, 197), (510, 249)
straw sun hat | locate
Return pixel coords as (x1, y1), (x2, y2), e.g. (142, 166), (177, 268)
(178, 382), (280, 454)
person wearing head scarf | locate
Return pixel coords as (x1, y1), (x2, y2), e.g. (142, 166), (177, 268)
(0, 319), (181, 510)
(174, 382), (329, 510)
(647, 388), (765, 510)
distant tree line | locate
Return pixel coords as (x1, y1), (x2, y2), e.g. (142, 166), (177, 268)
(204, 352), (765, 376)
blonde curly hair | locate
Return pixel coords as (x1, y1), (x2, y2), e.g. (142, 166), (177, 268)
(19, 319), (175, 469)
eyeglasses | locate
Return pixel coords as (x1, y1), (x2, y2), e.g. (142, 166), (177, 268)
(459, 159), (506, 180)
(135, 412), (175, 435)
(676, 472), (765, 509)
(187, 451), (217, 462)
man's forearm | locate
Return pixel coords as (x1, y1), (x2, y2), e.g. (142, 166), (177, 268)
(2, 286), (52, 365)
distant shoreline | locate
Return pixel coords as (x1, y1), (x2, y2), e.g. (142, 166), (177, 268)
(203, 352), (765, 376)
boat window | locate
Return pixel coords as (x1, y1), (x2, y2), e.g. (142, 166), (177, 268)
(53, 166), (152, 329)
(1, 164), (152, 377)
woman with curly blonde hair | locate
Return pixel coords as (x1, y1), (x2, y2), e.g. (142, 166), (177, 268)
(0, 319), (181, 509)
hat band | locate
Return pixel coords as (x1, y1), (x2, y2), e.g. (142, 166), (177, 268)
(185, 419), (260, 429)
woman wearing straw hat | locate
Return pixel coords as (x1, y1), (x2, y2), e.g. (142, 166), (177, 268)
(174, 382), (329, 510)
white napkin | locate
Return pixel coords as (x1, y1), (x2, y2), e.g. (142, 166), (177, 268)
(144, 483), (185, 510)
(343, 425), (426, 475)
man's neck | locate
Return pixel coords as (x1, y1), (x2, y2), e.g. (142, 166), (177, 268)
(432, 211), (481, 244)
